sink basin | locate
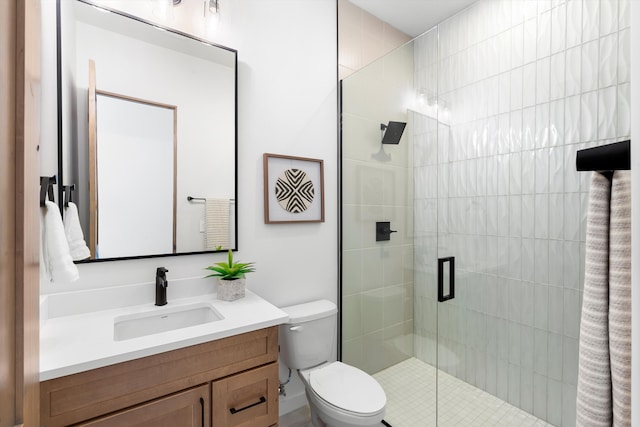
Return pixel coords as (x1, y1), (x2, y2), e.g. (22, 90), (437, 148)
(114, 303), (223, 341)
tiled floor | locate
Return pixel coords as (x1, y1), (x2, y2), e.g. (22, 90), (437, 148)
(373, 358), (554, 426)
(279, 405), (311, 427)
(280, 358), (554, 427)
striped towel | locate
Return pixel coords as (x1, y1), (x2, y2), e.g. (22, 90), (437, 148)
(576, 171), (631, 427)
(608, 171), (631, 427)
(205, 198), (229, 250)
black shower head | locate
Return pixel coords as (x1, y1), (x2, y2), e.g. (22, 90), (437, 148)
(380, 121), (406, 144)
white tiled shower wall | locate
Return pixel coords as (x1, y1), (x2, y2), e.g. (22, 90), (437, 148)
(413, 0), (630, 426)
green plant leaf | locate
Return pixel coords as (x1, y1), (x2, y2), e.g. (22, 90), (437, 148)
(203, 249), (255, 280)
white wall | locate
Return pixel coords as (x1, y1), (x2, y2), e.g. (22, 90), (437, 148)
(41, 0), (59, 178)
(41, 0), (337, 414)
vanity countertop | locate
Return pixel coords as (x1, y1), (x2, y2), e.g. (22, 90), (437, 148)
(40, 288), (288, 381)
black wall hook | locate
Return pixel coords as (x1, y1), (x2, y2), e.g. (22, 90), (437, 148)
(63, 184), (76, 208)
(40, 176), (57, 207)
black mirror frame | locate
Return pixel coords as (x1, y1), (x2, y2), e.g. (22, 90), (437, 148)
(56, 0), (239, 262)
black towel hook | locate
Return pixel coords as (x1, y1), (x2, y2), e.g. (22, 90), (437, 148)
(40, 176), (57, 207)
(63, 184), (76, 208)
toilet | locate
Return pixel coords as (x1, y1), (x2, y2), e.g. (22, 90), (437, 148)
(279, 300), (387, 427)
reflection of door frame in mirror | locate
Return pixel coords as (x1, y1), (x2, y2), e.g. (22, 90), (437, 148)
(88, 61), (178, 259)
(88, 59), (97, 256)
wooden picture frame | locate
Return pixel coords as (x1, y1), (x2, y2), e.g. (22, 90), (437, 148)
(263, 153), (324, 224)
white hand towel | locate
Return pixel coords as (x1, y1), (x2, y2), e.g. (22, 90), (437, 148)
(64, 202), (91, 261)
(42, 200), (79, 283)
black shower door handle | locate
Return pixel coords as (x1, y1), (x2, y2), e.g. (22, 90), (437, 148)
(438, 256), (455, 302)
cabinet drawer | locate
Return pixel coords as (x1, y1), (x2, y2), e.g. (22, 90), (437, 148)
(77, 384), (210, 427)
(41, 326), (278, 427)
(212, 363), (279, 427)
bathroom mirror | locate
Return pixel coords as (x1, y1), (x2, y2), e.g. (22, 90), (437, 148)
(58, 0), (237, 261)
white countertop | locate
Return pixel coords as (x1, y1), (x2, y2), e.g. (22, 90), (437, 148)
(40, 286), (288, 381)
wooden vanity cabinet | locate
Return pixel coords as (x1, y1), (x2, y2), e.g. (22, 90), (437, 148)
(212, 363), (279, 427)
(40, 326), (279, 427)
(76, 384), (210, 427)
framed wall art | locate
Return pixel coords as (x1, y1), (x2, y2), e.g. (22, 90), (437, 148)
(263, 153), (325, 224)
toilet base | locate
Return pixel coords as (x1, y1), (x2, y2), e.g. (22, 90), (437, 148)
(305, 389), (386, 427)
(308, 400), (326, 427)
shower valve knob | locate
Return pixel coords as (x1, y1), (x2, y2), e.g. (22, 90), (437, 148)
(376, 221), (397, 241)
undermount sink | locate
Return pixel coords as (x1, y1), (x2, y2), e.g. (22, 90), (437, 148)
(114, 303), (223, 341)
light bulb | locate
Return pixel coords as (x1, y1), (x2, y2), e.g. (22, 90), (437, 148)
(207, 0), (219, 15)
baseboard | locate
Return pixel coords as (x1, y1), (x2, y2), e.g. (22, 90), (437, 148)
(278, 390), (307, 416)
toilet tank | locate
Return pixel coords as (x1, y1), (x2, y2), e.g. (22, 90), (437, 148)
(279, 300), (338, 370)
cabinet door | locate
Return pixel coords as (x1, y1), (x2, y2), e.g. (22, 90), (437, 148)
(77, 384), (210, 427)
(212, 363), (278, 427)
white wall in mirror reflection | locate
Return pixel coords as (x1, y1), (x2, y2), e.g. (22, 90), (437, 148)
(65, 8), (235, 254)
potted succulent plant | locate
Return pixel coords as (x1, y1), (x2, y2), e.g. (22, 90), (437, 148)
(205, 250), (255, 301)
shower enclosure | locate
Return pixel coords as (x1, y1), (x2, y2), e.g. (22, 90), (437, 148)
(340, 1), (630, 425)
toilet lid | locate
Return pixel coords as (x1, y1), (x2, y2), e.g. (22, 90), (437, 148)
(309, 362), (386, 414)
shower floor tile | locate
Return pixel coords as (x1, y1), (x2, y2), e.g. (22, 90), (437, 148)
(373, 358), (553, 427)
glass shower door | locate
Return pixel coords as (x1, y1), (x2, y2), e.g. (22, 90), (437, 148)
(410, 107), (440, 426)
(431, 31), (522, 426)
(340, 36), (440, 426)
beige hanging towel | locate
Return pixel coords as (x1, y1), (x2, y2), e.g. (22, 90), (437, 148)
(576, 171), (632, 427)
(576, 172), (612, 427)
(608, 171), (631, 427)
(205, 198), (230, 250)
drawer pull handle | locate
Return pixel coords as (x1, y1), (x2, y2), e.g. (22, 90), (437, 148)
(200, 397), (205, 427)
(229, 396), (266, 414)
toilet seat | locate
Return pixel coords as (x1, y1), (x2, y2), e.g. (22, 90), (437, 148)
(305, 362), (386, 415)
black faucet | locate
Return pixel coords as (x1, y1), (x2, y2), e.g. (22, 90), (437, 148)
(155, 267), (169, 306)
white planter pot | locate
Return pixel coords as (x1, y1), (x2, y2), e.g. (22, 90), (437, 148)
(217, 278), (246, 301)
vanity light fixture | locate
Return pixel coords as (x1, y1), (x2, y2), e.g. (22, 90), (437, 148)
(206, 0), (219, 15)
(204, 0), (220, 33)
